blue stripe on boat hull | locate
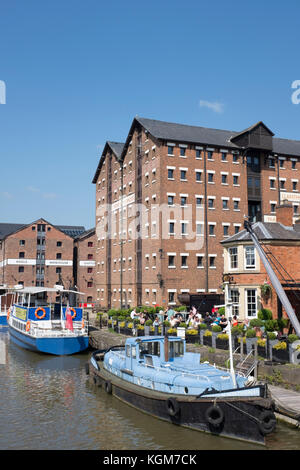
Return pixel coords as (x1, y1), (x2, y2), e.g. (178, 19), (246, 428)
(0, 315), (7, 326)
(9, 326), (89, 355)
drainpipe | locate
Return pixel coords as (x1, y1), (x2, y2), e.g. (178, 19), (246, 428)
(203, 147), (209, 293)
(120, 160), (124, 310)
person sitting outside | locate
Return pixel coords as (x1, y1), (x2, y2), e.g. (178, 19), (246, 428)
(139, 313), (146, 325)
(219, 314), (228, 330)
(153, 316), (161, 327)
(232, 315), (238, 327)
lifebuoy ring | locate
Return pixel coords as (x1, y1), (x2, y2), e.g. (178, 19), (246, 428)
(205, 404), (225, 427)
(70, 308), (77, 319)
(35, 307), (46, 320)
(104, 380), (112, 394)
(258, 410), (276, 435)
(166, 397), (180, 417)
(26, 321), (31, 332)
(7, 308), (11, 320)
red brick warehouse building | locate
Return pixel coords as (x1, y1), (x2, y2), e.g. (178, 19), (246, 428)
(0, 218), (87, 302)
(93, 117), (300, 310)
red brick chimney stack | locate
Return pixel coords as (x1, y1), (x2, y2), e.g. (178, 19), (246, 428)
(276, 200), (293, 226)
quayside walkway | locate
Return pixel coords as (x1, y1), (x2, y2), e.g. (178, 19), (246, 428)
(269, 386), (300, 427)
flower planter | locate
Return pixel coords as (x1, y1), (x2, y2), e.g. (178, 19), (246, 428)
(203, 335), (212, 347)
(272, 344), (289, 364)
(144, 325), (150, 336)
(215, 338), (229, 350)
(246, 337), (257, 355)
(289, 344), (300, 364)
(137, 329), (145, 337)
(186, 335), (199, 344)
(257, 345), (267, 358)
(268, 339), (278, 361)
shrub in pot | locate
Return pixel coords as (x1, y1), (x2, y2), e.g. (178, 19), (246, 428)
(258, 308), (273, 321)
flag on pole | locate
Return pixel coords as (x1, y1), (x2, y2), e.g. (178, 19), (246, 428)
(65, 302), (74, 332)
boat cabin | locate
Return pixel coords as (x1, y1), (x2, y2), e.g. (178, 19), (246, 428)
(124, 336), (187, 371)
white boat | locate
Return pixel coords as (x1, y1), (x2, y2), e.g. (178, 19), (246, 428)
(7, 286), (89, 355)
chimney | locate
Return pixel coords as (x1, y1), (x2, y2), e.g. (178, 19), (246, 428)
(276, 201), (293, 226)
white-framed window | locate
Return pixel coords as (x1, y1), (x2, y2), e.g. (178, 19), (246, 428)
(228, 246), (238, 269)
(229, 288), (240, 316)
(245, 289), (257, 317)
(245, 246), (256, 269)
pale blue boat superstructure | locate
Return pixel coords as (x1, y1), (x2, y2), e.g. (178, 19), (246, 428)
(100, 336), (261, 398)
(7, 286), (89, 355)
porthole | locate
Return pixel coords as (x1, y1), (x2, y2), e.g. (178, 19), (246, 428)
(184, 387), (189, 394)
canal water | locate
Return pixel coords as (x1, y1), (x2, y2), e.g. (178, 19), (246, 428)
(0, 327), (299, 451)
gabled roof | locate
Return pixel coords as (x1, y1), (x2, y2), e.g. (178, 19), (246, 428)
(92, 141), (124, 184)
(0, 220), (86, 240)
(221, 222), (300, 245)
(230, 121), (275, 142)
(0, 223), (26, 241)
(120, 116), (300, 158)
(74, 227), (95, 241)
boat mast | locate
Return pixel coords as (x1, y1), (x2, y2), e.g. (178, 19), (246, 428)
(224, 281), (237, 388)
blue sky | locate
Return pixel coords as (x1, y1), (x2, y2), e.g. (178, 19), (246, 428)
(1, 0), (300, 229)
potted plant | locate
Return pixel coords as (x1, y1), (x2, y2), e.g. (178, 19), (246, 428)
(203, 329), (212, 347)
(267, 332), (278, 360)
(167, 327), (177, 336)
(260, 283), (272, 302)
(257, 338), (267, 358)
(161, 320), (171, 336)
(136, 324), (145, 336)
(216, 333), (229, 350)
(272, 340), (289, 363)
(185, 328), (199, 343)
(211, 325), (222, 349)
(144, 319), (153, 336)
(245, 328), (257, 354)
(288, 334), (300, 364)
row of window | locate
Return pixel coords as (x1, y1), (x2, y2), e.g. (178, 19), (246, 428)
(269, 176), (298, 191)
(167, 167), (240, 185)
(18, 252), (93, 260)
(167, 194), (240, 211)
(167, 145), (240, 163)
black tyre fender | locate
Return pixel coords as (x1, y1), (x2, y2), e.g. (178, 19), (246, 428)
(258, 410), (276, 435)
(93, 375), (101, 386)
(205, 404), (225, 426)
(166, 397), (180, 417)
(104, 380), (112, 394)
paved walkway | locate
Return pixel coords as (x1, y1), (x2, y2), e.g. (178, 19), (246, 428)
(269, 385), (300, 426)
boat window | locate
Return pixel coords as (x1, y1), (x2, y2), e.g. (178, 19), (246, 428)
(126, 345), (131, 358)
(139, 341), (160, 357)
(169, 340), (184, 358)
(131, 346), (136, 358)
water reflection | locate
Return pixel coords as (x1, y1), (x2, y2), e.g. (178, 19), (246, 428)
(0, 329), (299, 450)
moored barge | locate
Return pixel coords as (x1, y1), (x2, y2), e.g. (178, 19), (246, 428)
(87, 335), (276, 445)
